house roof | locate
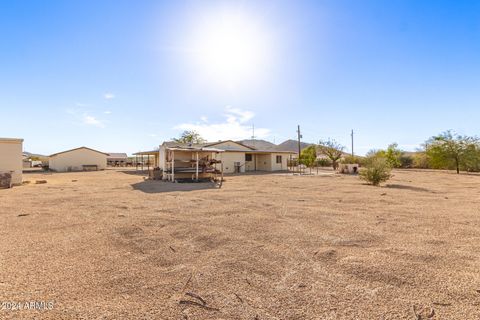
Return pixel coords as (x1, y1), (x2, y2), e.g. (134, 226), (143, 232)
(204, 140), (256, 150)
(162, 140), (295, 154)
(49, 147), (109, 157)
(133, 150), (158, 156)
(107, 153), (128, 159)
(0, 138), (23, 143)
(166, 146), (225, 152)
(237, 139), (277, 151)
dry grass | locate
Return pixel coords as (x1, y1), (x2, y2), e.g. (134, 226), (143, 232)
(1, 168), (480, 319)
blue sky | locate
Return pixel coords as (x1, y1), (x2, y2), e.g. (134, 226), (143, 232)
(1, 0), (479, 155)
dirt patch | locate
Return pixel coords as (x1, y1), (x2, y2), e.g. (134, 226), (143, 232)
(1, 168), (480, 319)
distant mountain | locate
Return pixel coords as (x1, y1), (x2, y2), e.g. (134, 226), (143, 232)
(23, 151), (48, 159)
(237, 139), (277, 151)
(275, 139), (313, 153)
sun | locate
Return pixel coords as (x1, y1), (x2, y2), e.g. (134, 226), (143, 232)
(190, 11), (271, 86)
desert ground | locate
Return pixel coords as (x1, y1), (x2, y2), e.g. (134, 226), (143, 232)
(1, 168), (480, 319)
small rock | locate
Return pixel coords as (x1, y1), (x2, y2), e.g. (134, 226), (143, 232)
(35, 180), (47, 184)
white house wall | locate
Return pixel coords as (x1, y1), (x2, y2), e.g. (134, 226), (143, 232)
(0, 139), (23, 185)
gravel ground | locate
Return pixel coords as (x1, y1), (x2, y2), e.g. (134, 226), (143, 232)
(1, 168), (480, 319)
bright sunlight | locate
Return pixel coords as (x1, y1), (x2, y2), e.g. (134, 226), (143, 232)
(189, 10), (271, 86)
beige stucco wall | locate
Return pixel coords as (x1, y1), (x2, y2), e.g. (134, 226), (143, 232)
(269, 153), (288, 171)
(0, 138), (23, 185)
(219, 151), (245, 173)
(49, 148), (107, 172)
(255, 154), (271, 171)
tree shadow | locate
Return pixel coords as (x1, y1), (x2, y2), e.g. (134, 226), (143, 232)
(385, 184), (432, 193)
(131, 180), (219, 193)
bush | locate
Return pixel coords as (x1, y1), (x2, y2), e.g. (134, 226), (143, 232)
(342, 155), (366, 166)
(399, 154), (414, 168)
(412, 152), (429, 169)
(359, 157), (392, 186)
(316, 158), (331, 167)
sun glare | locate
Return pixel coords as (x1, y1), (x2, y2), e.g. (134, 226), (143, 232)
(190, 11), (271, 86)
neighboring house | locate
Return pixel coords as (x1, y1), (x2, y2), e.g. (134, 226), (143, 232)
(107, 153), (128, 166)
(159, 140), (295, 174)
(0, 138), (24, 185)
(49, 147), (108, 172)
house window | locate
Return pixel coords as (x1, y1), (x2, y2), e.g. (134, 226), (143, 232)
(276, 155), (282, 164)
(245, 154), (253, 161)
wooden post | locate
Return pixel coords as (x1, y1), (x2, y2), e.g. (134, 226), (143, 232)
(171, 150), (175, 182)
(195, 151), (199, 180)
(147, 155), (150, 177)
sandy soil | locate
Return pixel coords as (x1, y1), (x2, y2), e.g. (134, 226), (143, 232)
(1, 168), (480, 319)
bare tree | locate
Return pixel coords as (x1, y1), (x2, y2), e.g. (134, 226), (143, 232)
(317, 139), (345, 170)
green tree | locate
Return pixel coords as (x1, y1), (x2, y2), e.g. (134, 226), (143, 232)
(317, 139), (345, 170)
(369, 143), (403, 168)
(300, 145), (317, 167)
(426, 131), (479, 174)
(459, 142), (480, 172)
(172, 130), (206, 144)
(384, 143), (403, 168)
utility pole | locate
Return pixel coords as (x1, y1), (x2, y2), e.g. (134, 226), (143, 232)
(297, 125), (302, 158)
(251, 124), (256, 147)
(351, 129), (354, 158)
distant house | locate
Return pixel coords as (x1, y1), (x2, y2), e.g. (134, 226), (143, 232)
(159, 140), (295, 175)
(0, 138), (23, 185)
(49, 147), (108, 172)
(107, 153), (128, 166)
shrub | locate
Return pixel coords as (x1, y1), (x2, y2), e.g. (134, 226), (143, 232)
(316, 158), (331, 167)
(399, 154), (414, 168)
(412, 152), (429, 169)
(342, 155), (366, 166)
(359, 157), (392, 186)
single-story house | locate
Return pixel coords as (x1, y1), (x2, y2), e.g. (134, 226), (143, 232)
(161, 145), (224, 182)
(49, 147), (108, 172)
(0, 138), (24, 185)
(107, 153), (128, 166)
(159, 140), (296, 174)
